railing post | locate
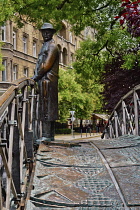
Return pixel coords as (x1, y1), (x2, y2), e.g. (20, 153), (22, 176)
(109, 120), (113, 139)
(20, 87), (27, 183)
(114, 111), (119, 138)
(24, 88), (34, 174)
(6, 99), (16, 209)
(12, 99), (21, 194)
(134, 91), (139, 135)
(28, 87), (34, 131)
(122, 100), (126, 135)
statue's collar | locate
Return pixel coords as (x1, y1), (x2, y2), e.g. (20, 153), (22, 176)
(43, 39), (54, 44)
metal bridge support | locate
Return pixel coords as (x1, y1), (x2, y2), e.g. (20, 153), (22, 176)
(105, 85), (140, 138)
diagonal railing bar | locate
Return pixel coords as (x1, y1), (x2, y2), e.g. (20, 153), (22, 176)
(123, 101), (134, 135)
(108, 120), (115, 139)
(0, 77), (38, 209)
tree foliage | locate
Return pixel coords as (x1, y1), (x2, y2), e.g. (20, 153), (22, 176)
(1, 0), (140, 53)
(101, 54), (140, 112)
(0, 0), (121, 30)
(58, 68), (102, 122)
(73, 39), (103, 112)
(115, 0), (140, 37)
(1, 0), (140, 66)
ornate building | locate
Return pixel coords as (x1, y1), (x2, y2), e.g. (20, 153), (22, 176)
(0, 21), (95, 82)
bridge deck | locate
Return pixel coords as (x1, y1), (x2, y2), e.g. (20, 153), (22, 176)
(26, 135), (140, 210)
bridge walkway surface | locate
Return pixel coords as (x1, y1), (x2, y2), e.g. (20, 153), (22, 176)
(26, 134), (140, 210)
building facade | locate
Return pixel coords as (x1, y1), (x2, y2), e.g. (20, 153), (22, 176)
(0, 21), (95, 82)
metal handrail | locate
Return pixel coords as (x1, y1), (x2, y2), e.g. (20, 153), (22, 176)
(0, 77), (37, 209)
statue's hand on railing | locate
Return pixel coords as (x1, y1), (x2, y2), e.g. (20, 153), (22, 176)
(31, 75), (37, 82)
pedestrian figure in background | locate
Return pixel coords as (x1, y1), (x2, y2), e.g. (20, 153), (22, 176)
(96, 121), (101, 133)
(32, 23), (59, 141)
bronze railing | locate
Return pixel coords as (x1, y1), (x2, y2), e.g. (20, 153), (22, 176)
(0, 77), (38, 209)
(103, 85), (140, 139)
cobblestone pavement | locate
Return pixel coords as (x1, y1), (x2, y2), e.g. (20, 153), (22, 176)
(26, 135), (140, 210)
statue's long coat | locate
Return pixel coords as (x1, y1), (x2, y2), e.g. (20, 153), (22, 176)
(35, 39), (59, 121)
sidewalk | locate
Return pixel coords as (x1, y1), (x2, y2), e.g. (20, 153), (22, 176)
(55, 132), (102, 141)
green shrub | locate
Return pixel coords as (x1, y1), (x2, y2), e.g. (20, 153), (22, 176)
(55, 128), (71, 134)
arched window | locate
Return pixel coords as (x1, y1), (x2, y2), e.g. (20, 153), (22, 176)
(23, 36), (27, 54)
(13, 31), (17, 49)
(33, 40), (37, 57)
(59, 24), (67, 40)
(69, 32), (73, 43)
(1, 25), (6, 41)
(62, 48), (67, 65)
(2, 60), (7, 81)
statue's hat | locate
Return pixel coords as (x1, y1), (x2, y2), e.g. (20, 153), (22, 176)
(40, 23), (56, 33)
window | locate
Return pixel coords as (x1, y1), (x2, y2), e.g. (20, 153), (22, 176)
(24, 67), (28, 77)
(33, 41), (37, 57)
(70, 53), (74, 63)
(13, 31), (16, 49)
(13, 65), (17, 81)
(1, 25), (6, 41)
(2, 60), (7, 81)
(62, 48), (67, 65)
(23, 36), (27, 53)
(59, 24), (67, 39)
(69, 32), (73, 43)
(75, 38), (77, 49)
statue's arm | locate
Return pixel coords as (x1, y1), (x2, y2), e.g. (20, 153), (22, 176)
(43, 44), (58, 71)
(34, 44), (58, 81)
(33, 43), (58, 81)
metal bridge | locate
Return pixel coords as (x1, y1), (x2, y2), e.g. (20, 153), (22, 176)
(0, 77), (140, 209)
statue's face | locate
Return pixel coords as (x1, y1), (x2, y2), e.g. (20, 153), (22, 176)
(41, 29), (54, 42)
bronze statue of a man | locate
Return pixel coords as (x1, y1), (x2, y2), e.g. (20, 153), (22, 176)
(32, 23), (59, 141)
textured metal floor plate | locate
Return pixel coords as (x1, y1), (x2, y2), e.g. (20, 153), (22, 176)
(100, 146), (140, 167)
(26, 136), (140, 209)
(26, 142), (125, 209)
(112, 165), (140, 206)
(91, 135), (140, 150)
(91, 135), (140, 207)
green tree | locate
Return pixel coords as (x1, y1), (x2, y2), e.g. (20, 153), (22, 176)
(73, 39), (103, 111)
(58, 68), (82, 122)
(58, 68), (101, 122)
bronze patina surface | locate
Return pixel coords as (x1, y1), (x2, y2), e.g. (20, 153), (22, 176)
(32, 23), (59, 141)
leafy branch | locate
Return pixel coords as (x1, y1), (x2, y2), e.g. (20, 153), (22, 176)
(57, 0), (72, 10)
(92, 40), (114, 57)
